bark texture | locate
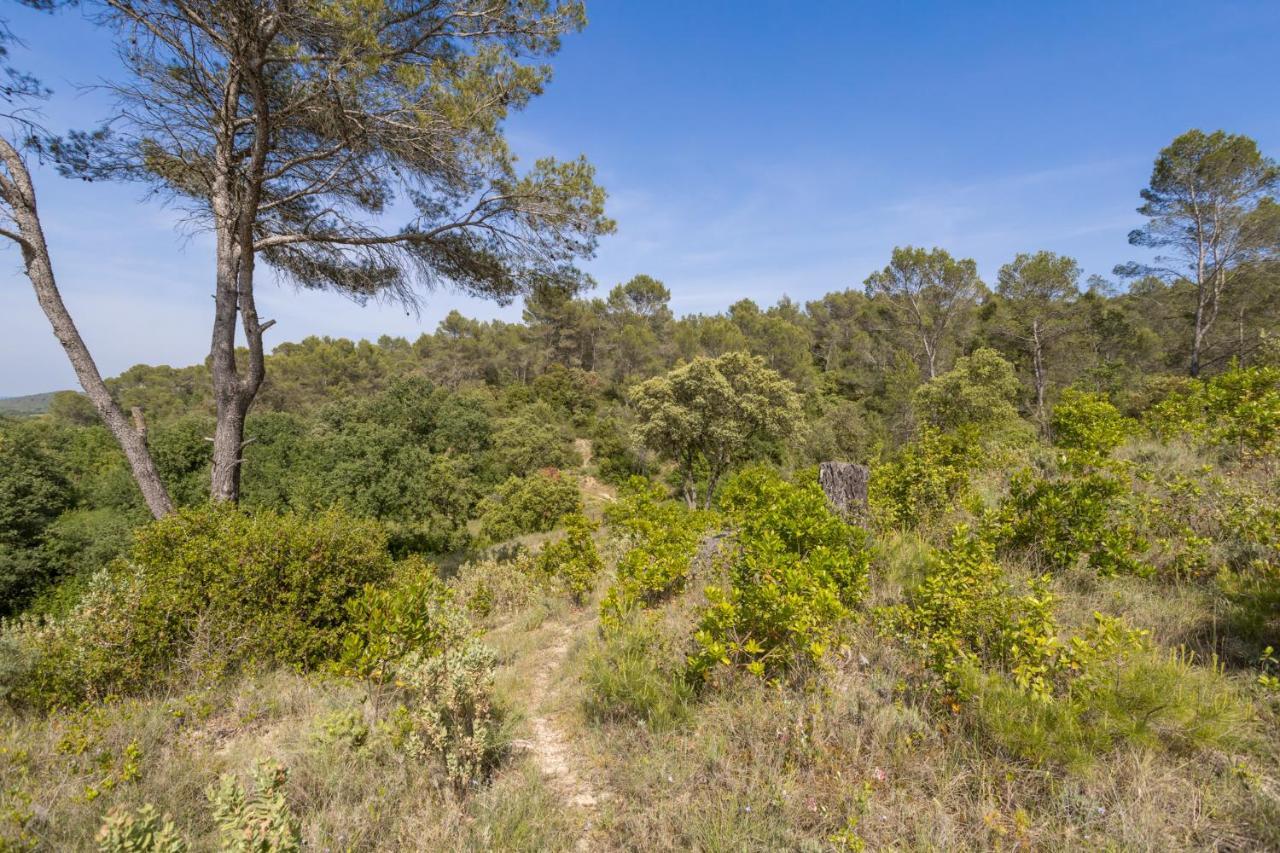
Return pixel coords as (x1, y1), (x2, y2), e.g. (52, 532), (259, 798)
(818, 461), (870, 519)
(0, 138), (173, 518)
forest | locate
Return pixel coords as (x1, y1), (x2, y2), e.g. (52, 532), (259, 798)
(2, 1), (1279, 851)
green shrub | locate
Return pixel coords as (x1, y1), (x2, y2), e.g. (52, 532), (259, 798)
(398, 639), (504, 794)
(962, 640), (1251, 769)
(338, 556), (469, 683)
(688, 468), (870, 681)
(474, 472), (582, 546)
(97, 803), (188, 853)
(885, 528), (1046, 692)
(600, 478), (718, 627)
(914, 347), (1026, 436)
(534, 514), (603, 603)
(869, 427), (977, 530)
(994, 469), (1147, 576)
(4, 506), (393, 709)
(126, 505), (393, 669)
(1147, 365), (1280, 462)
(491, 404), (579, 477)
(208, 760), (302, 852)
(1050, 389), (1133, 466)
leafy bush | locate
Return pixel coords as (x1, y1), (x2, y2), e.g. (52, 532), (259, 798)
(600, 478), (718, 626)
(1147, 365), (1280, 462)
(914, 347), (1026, 436)
(4, 506), (393, 709)
(869, 427), (977, 530)
(688, 468), (870, 681)
(491, 404), (579, 477)
(1050, 389), (1133, 466)
(96, 761), (304, 853)
(474, 471), (582, 546)
(884, 528), (1055, 694)
(338, 557), (469, 683)
(887, 528), (1248, 767)
(994, 469), (1147, 576)
(398, 639), (504, 794)
(97, 803), (188, 853)
(534, 513), (603, 603)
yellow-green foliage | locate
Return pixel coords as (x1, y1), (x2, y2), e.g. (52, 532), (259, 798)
(885, 528), (1058, 694)
(1050, 389), (1133, 466)
(208, 760), (302, 852)
(397, 639), (504, 794)
(95, 760), (304, 853)
(994, 469), (1147, 576)
(601, 478), (718, 626)
(97, 804), (188, 852)
(869, 427), (978, 530)
(3, 506), (394, 710)
(914, 347), (1026, 436)
(1148, 365), (1280, 462)
(534, 513), (602, 603)
(688, 468), (870, 681)
(888, 528), (1251, 768)
(338, 556), (469, 683)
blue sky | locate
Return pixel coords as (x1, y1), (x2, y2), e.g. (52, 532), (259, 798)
(3, 0), (1280, 395)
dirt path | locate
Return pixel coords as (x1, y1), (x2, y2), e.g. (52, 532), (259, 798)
(511, 620), (606, 848)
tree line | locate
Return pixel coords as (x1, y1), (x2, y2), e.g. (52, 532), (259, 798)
(1, 3), (1277, 526)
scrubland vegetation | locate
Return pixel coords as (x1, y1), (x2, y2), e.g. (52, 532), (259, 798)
(2, 2), (1279, 850)
(3, 294), (1279, 849)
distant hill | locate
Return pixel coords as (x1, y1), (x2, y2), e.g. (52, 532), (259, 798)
(0, 391), (62, 416)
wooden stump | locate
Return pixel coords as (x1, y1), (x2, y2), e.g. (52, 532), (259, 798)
(819, 461), (869, 519)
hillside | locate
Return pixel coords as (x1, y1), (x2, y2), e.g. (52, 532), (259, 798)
(0, 391), (59, 416)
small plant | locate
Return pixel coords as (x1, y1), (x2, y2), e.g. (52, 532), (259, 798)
(338, 556), (468, 683)
(96, 804), (187, 853)
(208, 760), (302, 852)
(1050, 388), (1133, 467)
(399, 640), (504, 794)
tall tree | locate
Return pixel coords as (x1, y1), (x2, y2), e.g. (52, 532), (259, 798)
(994, 251), (1082, 429)
(55, 0), (613, 502)
(0, 4), (174, 518)
(630, 351), (800, 509)
(864, 246), (984, 379)
(1117, 129), (1280, 377)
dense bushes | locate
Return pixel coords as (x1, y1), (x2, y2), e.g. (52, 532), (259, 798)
(689, 468), (870, 681)
(533, 513), (603, 603)
(474, 471), (582, 546)
(884, 527), (1252, 768)
(1148, 364), (1280, 462)
(4, 506), (395, 708)
(600, 478), (718, 625)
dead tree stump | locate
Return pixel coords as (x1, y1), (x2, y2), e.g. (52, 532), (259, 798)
(819, 461), (869, 520)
